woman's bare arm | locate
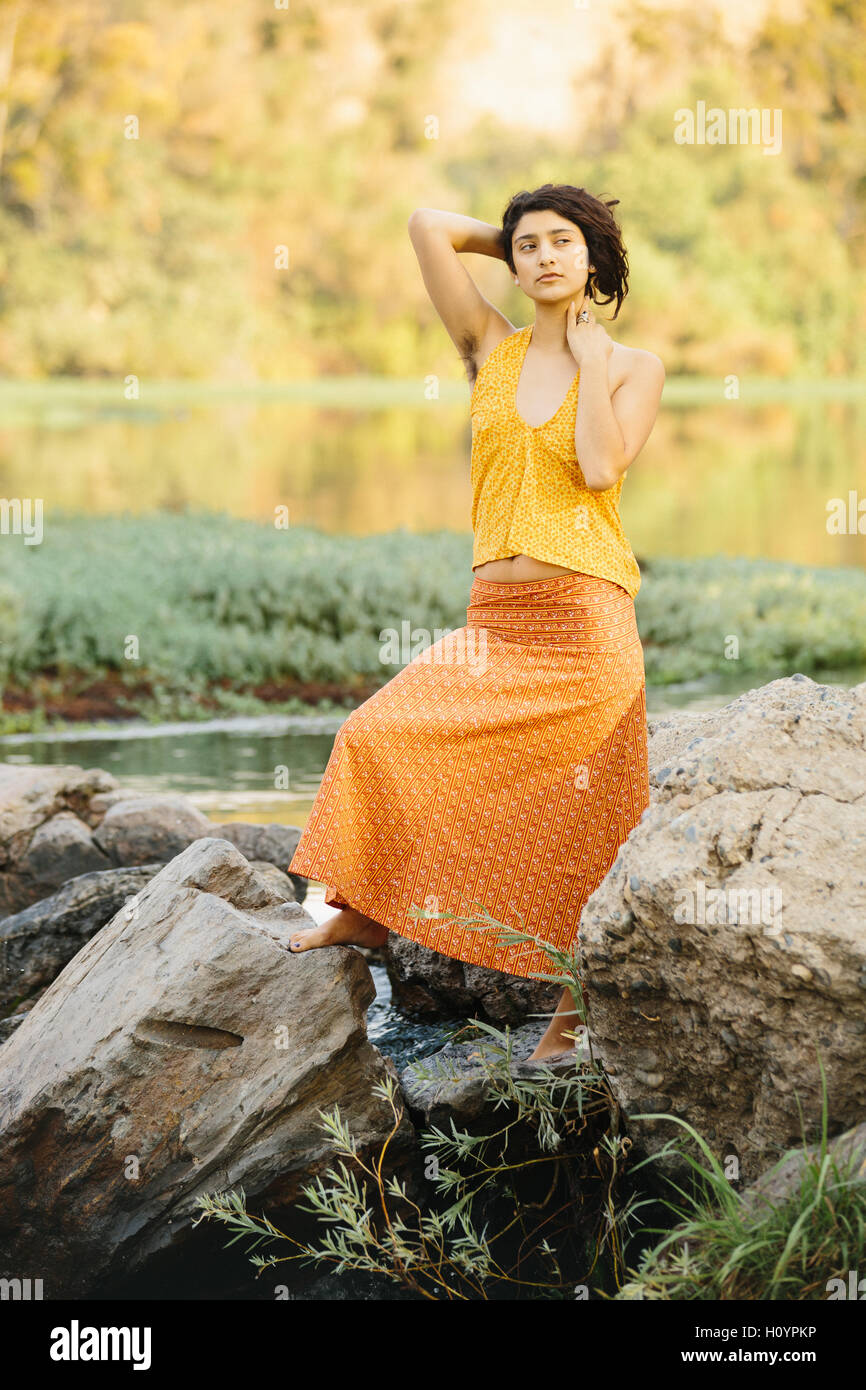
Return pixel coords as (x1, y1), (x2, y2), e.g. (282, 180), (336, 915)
(575, 349), (665, 491)
(408, 208), (513, 383)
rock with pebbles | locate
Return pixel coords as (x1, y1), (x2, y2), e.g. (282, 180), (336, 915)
(400, 1022), (590, 1130)
(0, 763), (304, 916)
(579, 674), (866, 1183)
(0, 837), (415, 1298)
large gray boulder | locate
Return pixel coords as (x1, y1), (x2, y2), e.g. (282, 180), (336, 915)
(16, 810), (111, 888)
(580, 674), (866, 1183)
(92, 793), (215, 863)
(0, 860), (301, 1035)
(0, 837), (416, 1298)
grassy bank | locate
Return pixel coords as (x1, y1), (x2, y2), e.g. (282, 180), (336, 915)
(1, 513), (864, 734)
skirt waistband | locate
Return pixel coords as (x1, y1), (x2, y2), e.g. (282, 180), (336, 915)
(466, 569), (639, 649)
(469, 568), (630, 599)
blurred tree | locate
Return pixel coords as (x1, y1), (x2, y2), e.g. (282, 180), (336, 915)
(751, 0), (866, 252)
(0, 0), (860, 378)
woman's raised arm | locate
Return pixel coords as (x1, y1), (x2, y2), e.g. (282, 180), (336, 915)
(408, 208), (513, 383)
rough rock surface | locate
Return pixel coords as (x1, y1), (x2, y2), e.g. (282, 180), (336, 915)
(0, 860), (300, 1033)
(214, 822), (306, 901)
(0, 765), (117, 913)
(0, 864), (162, 1014)
(385, 934), (562, 1026)
(0, 837), (415, 1298)
(0, 764), (304, 915)
(579, 674), (866, 1183)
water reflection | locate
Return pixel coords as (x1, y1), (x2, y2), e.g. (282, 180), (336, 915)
(1, 386), (864, 569)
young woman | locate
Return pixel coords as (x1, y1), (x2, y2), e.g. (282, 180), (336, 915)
(287, 183), (664, 1062)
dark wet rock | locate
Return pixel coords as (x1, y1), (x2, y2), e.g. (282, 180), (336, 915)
(385, 934), (561, 1026)
(0, 864), (161, 1015)
(399, 1021), (592, 1130)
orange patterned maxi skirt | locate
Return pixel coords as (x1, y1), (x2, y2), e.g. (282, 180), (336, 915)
(287, 570), (650, 980)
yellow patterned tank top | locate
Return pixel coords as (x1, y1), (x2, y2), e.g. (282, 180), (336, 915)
(470, 324), (641, 598)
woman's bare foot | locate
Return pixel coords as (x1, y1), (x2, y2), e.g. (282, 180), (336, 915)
(289, 906), (388, 953)
(527, 1033), (586, 1063)
(526, 986), (587, 1061)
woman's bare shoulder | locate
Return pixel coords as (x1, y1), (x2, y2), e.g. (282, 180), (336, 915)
(615, 342), (665, 375)
(609, 341), (665, 393)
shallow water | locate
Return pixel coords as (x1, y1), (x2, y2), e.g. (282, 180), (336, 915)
(2, 664), (862, 830)
(364, 961), (460, 1070)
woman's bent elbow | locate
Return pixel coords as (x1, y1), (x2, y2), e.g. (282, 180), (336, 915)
(584, 470), (620, 492)
(408, 207), (434, 233)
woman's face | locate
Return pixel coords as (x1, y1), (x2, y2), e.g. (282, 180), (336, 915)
(511, 210), (590, 302)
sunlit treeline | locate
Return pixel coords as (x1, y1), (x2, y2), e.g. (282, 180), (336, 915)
(0, 0), (862, 379)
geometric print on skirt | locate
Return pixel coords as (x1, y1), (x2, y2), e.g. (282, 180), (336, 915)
(288, 568), (650, 980)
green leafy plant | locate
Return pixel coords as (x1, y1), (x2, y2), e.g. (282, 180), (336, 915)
(1, 516), (864, 732)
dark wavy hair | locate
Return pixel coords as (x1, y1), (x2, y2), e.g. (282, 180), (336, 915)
(500, 183), (629, 319)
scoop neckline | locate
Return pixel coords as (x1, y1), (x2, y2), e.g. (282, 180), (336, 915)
(513, 324), (580, 431)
